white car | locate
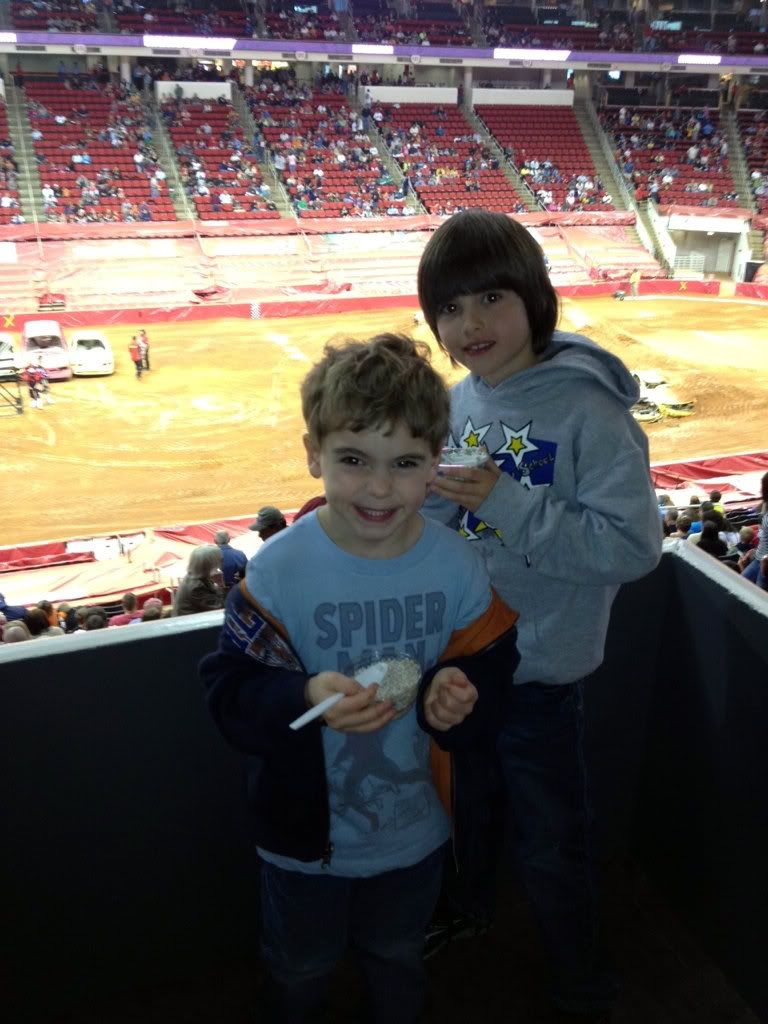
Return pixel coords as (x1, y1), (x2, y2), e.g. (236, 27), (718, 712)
(69, 331), (115, 377)
(22, 319), (72, 380)
(0, 333), (18, 379)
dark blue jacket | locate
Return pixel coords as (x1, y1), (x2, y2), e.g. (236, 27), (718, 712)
(200, 583), (519, 877)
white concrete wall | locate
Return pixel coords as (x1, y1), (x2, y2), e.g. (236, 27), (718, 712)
(364, 85), (458, 104)
(667, 213), (747, 234)
(473, 88), (573, 106)
(155, 81), (233, 102)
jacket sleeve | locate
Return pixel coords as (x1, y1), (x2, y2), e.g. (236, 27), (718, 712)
(477, 407), (662, 585)
(199, 583), (315, 757)
(416, 588), (520, 752)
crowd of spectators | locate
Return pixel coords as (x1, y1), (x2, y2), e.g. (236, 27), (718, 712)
(7, 0), (768, 57)
(1, 103), (23, 224)
(25, 79), (175, 224)
(661, 488), (767, 589)
(262, 0), (344, 42)
(113, 0), (248, 38)
(162, 90), (281, 219)
(353, 1), (470, 47)
(600, 105), (740, 209)
(482, 12), (636, 54)
(11, 0), (98, 32)
(244, 73), (413, 218)
(739, 109), (768, 214)
(518, 158), (611, 212)
(0, 592), (169, 644)
(371, 100), (525, 215)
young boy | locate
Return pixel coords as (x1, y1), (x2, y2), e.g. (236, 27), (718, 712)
(417, 210), (662, 1020)
(200, 333), (519, 1024)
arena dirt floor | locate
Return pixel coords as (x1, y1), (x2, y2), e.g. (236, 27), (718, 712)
(3, 294), (768, 546)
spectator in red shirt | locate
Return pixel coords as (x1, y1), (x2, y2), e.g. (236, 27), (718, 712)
(109, 592), (139, 627)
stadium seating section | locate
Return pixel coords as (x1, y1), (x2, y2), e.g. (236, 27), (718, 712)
(1, 104), (19, 225)
(6, 0), (768, 56)
(475, 104), (614, 209)
(164, 98), (280, 221)
(11, 0), (97, 31)
(372, 101), (524, 215)
(246, 89), (407, 218)
(737, 110), (768, 214)
(25, 83), (177, 221)
(263, 3), (342, 41)
(114, 2), (247, 36)
(600, 106), (741, 210)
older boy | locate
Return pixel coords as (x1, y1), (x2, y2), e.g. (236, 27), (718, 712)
(201, 333), (519, 1024)
(417, 210), (662, 1021)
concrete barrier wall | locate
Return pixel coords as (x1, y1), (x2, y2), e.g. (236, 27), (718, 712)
(2, 555), (768, 1019)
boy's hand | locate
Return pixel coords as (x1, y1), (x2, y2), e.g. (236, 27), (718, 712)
(429, 459), (502, 512)
(423, 667), (478, 731)
(305, 671), (395, 734)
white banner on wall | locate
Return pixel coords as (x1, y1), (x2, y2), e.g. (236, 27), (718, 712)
(472, 88), (573, 106)
(365, 86), (458, 104)
(667, 214), (747, 234)
(155, 81), (233, 102)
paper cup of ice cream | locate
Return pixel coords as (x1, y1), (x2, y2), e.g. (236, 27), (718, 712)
(355, 656), (422, 719)
(439, 446), (489, 469)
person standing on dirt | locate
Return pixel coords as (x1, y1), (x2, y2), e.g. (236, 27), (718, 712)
(128, 336), (143, 379)
(138, 329), (150, 371)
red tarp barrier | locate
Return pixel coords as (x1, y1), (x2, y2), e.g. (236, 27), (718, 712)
(639, 279), (719, 295)
(0, 279), (739, 332)
(0, 513), (302, 607)
(651, 451), (768, 492)
(658, 205), (753, 220)
(154, 517), (262, 545)
(0, 210), (637, 245)
(0, 540), (67, 562)
(735, 283), (768, 301)
(0, 552), (95, 572)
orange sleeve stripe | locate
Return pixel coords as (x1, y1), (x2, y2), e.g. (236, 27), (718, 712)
(440, 588), (518, 661)
(430, 589), (518, 817)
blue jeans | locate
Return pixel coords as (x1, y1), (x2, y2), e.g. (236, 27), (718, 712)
(259, 844), (445, 1024)
(742, 556), (768, 590)
(498, 681), (618, 1014)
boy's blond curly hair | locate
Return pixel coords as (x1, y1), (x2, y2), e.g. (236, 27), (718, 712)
(301, 333), (449, 454)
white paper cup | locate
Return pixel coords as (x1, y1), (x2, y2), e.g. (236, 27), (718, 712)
(439, 446), (489, 469)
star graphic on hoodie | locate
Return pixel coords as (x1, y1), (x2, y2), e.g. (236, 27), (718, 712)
(494, 421), (539, 469)
(458, 417), (492, 450)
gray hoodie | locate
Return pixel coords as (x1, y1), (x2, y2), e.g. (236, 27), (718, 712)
(426, 330), (662, 685)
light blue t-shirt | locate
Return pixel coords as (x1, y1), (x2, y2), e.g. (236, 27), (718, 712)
(246, 512), (491, 877)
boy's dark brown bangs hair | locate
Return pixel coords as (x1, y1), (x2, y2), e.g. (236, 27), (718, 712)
(417, 209), (559, 355)
(301, 332), (449, 454)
